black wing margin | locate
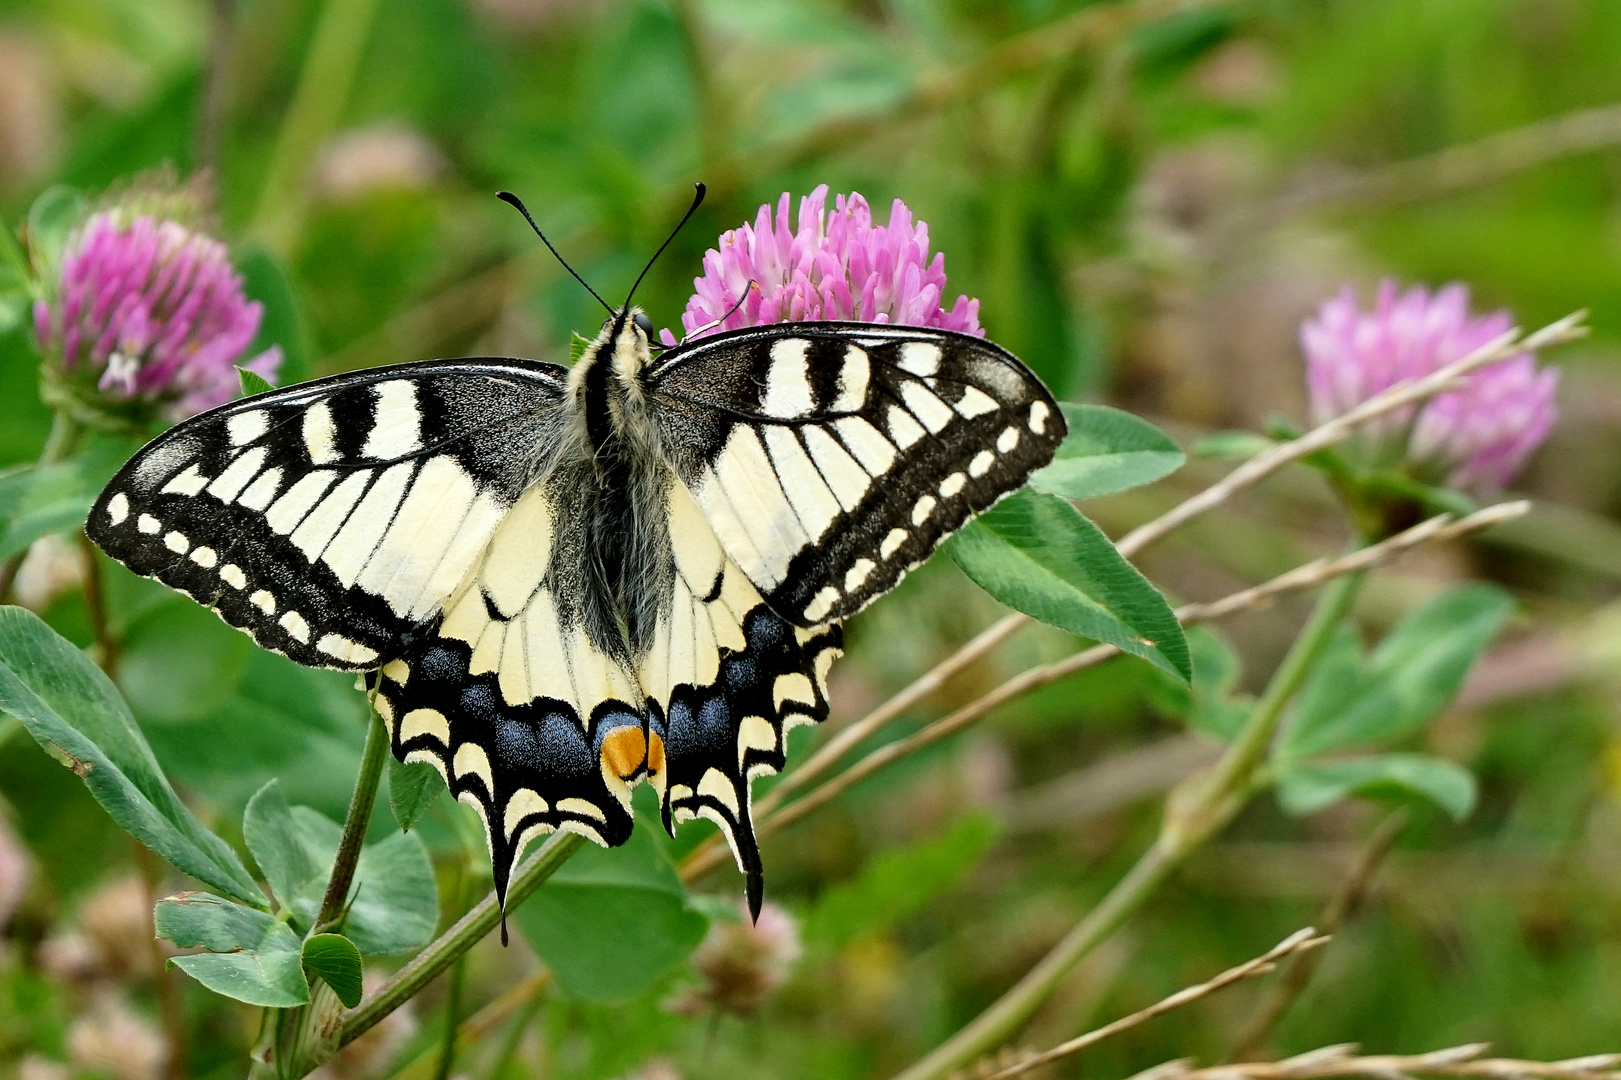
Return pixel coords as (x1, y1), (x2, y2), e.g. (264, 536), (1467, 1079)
(87, 358), (570, 670)
(646, 322), (1066, 627)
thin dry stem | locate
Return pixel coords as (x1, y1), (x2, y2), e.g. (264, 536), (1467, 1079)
(1113, 315), (1582, 556)
(979, 929), (1329, 1080)
(1230, 812), (1409, 1059)
(1124, 1045), (1621, 1080)
(679, 502), (1525, 882)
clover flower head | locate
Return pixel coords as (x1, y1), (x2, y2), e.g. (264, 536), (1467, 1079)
(667, 900), (802, 1018)
(33, 207), (282, 422)
(1301, 279), (1558, 494)
(663, 184), (981, 344)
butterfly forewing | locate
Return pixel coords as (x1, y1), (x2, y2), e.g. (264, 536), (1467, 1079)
(87, 359), (570, 669)
(648, 323), (1067, 627)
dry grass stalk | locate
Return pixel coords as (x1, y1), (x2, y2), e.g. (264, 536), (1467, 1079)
(1125, 1045), (1621, 1080)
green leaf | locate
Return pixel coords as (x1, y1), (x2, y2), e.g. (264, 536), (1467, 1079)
(0, 447), (125, 562)
(1190, 430), (1274, 461)
(1028, 404), (1184, 501)
(235, 244), (310, 384)
(302, 933), (364, 1008)
(0, 607), (265, 905)
(1275, 754), (1477, 820)
(805, 812), (998, 949)
(949, 490), (1191, 681)
(243, 781), (321, 912)
(154, 892), (308, 1006)
(514, 822), (707, 1001)
(238, 367), (276, 397)
(1280, 585), (1514, 761)
(284, 807), (438, 954)
(387, 755), (446, 832)
(26, 186), (87, 280)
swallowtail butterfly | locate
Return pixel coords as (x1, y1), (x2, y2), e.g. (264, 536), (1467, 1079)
(87, 193), (1066, 922)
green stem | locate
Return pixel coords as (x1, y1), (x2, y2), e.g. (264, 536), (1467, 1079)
(315, 705), (389, 932)
(338, 831), (585, 1049)
(250, 0), (386, 253)
(890, 570), (1367, 1080)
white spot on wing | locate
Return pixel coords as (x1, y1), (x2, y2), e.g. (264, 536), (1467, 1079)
(189, 546), (217, 568)
(161, 464), (209, 496)
(900, 381), (954, 433)
(163, 531), (189, 554)
(997, 425), (1021, 453)
(304, 401), (339, 464)
(238, 466), (284, 511)
(955, 385), (999, 418)
(138, 514), (161, 535)
(317, 633), (378, 664)
(881, 527), (908, 558)
(453, 743), (494, 790)
(505, 789), (550, 836)
(206, 446), (268, 503)
(227, 410), (269, 446)
(761, 339), (814, 418)
(886, 405), (927, 449)
(832, 417), (896, 475)
(832, 345), (870, 412)
(279, 610), (311, 643)
(844, 557), (876, 591)
(939, 472), (967, 497)
(266, 471), (339, 535)
(898, 341), (942, 378)
(363, 381), (423, 459)
(803, 585), (839, 623)
(697, 768), (740, 816)
(737, 715), (777, 769)
(911, 494), (936, 526)
(106, 493), (129, 525)
(220, 564), (247, 589)
(1029, 400), (1050, 435)
(969, 450), (995, 478)
(249, 589), (276, 614)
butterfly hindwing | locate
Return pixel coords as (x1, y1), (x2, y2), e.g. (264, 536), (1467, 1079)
(648, 322), (1066, 627)
(87, 359), (569, 669)
(641, 477), (842, 913)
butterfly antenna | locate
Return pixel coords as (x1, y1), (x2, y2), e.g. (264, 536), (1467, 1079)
(496, 190), (613, 315)
(623, 182), (706, 310)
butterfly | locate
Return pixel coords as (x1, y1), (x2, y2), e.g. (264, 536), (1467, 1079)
(86, 190), (1067, 922)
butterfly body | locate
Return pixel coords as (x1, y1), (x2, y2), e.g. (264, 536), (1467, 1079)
(88, 309), (1065, 916)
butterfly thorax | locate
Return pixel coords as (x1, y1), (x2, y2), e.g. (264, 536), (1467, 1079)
(554, 307), (673, 665)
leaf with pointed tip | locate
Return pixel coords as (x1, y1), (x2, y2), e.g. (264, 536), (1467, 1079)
(154, 892), (308, 1007)
(949, 490), (1191, 681)
(387, 755), (446, 832)
(1028, 404), (1184, 501)
(1276, 754), (1477, 820)
(0, 607), (264, 905)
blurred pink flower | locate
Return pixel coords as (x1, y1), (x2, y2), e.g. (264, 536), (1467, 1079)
(663, 184), (981, 344)
(1301, 280), (1558, 494)
(33, 209), (281, 421)
(667, 900), (802, 1018)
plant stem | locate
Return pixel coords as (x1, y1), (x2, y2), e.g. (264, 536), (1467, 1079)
(339, 831), (585, 1048)
(250, 0), (385, 253)
(315, 705), (389, 932)
(891, 570), (1367, 1080)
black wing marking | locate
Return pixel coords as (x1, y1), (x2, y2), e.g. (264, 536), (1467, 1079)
(87, 358), (569, 669)
(647, 322), (1065, 627)
(639, 476), (842, 916)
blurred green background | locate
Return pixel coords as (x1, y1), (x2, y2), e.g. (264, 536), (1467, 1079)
(3, 1), (1621, 1078)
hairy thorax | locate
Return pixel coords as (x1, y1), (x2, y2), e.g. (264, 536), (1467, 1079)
(548, 309), (675, 666)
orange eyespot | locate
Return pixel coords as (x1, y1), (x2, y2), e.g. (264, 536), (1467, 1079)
(646, 731), (666, 777)
(600, 725), (648, 780)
